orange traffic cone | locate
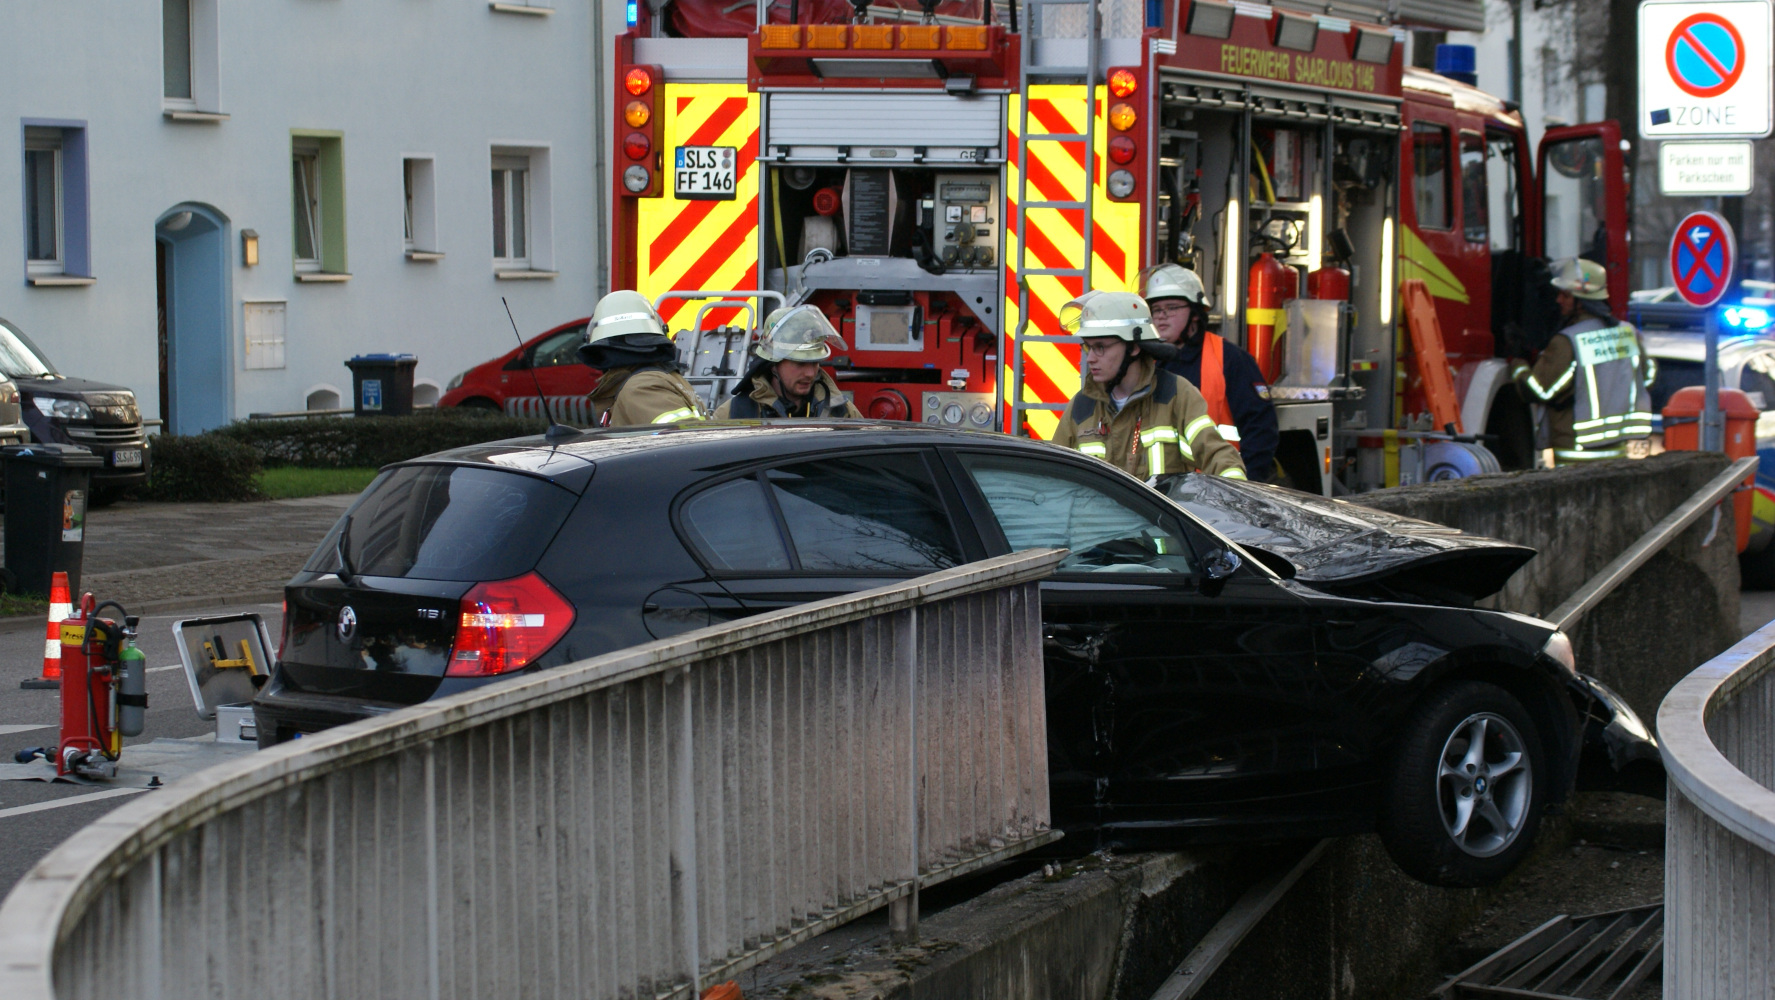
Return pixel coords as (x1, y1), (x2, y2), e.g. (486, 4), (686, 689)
(700, 984), (742, 1000)
(21, 571), (71, 690)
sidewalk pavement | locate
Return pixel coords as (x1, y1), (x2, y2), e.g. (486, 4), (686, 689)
(2, 495), (352, 628)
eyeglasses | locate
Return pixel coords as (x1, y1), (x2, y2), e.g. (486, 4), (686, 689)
(1081, 340), (1126, 357)
(1149, 302), (1190, 317)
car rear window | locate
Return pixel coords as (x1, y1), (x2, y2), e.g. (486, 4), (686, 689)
(765, 455), (961, 572)
(306, 464), (576, 582)
(680, 477), (792, 571)
(677, 453), (963, 575)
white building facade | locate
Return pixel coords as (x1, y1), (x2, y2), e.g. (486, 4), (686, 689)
(0, 0), (616, 433)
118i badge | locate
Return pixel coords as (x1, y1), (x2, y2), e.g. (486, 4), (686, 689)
(675, 146), (737, 200)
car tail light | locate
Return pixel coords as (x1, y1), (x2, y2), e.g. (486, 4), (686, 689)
(812, 186), (843, 216)
(1109, 103), (1137, 131)
(446, 572), (575, 678)
(624, 100), (650, 128)
(625, 67), (652, 96)
(1109, 68), (1138, 97)
(1108, 135), (1136, 164)
(624, 131), (651, 160)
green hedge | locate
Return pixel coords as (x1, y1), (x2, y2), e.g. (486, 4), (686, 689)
(135, 434), (266, 502)
(213, 411), (548, 469)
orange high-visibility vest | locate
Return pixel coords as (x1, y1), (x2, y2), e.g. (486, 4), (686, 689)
(1198, 333), (1237, 448)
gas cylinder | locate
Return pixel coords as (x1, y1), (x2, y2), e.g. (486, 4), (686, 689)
(1247, 252), (1294, 383)
(1307, 265), (1351, 301)
(117, 617), (146, 737)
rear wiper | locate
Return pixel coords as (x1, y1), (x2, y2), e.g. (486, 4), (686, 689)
(336, 515), (357, 585)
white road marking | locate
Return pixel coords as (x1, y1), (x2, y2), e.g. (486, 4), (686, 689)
(0, 724), (52, 736)
(147, 664), (183, 673)
(0, 787), (149, 820)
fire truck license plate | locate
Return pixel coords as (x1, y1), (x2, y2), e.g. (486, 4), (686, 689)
(675, 146), (736, 200)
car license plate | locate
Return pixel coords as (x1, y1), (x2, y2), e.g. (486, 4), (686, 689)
(675, 146), (736, 200)
(112, 448), (142, 468)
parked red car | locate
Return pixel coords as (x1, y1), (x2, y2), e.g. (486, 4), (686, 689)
(439, 317), (597, 422)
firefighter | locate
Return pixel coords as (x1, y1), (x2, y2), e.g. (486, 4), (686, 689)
(1510, 258), (1653, 465)
(1052, 290), (1247, 480)
(713, 305), (863, 419)
(1142, 263), (1280, 483)
(579, 290), (704, 426)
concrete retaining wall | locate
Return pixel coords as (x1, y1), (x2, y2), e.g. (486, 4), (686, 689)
(1358, 451), (1741, 723)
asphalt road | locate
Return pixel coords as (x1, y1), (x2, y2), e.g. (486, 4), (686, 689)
(0, 601), (280, 895)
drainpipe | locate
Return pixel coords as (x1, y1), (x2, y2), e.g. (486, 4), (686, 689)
(592, 0), (611, 298)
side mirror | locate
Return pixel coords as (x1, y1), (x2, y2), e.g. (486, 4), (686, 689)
(1202, 548), (1241, 596)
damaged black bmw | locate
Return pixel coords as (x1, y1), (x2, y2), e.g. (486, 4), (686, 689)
(254, 423), (1659, 887)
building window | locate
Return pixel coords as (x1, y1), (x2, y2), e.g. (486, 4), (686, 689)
(491, 145), (554, 278)
(491, 154), (529, 266)
(292, 145), (321, 269)
(162, 0), (220, 117)
(24, 135), (60, 271)
(291, 131), (347, 278)
(21, 121), (91, 283)
(403, 156), (439, 258)
(163, 0), (192, 101)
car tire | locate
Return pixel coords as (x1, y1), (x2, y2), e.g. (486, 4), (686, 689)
(1379, 681), (1546, 887)
(459, 398), (502, 415)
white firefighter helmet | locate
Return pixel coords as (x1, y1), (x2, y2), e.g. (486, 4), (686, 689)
(1550, 258), (1610, 301)
(1140, 263), (1212, 309)
(1058, 290), (1159, 343)
(756, 305), (848, 363)
(586, 290), (669, 344)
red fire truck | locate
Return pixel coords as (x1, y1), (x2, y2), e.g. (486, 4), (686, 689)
(609, 0), (1630, 493)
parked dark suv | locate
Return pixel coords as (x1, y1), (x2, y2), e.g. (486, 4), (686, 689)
(255, 422), (1658, 887)
(0, 318), (149, 499)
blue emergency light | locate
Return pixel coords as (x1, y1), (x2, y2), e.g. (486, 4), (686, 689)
(1723, 305), (1775, 332)
(627, 0), (637, 25)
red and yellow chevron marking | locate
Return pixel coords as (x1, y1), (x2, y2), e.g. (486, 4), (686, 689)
(1004, 86), (1143, 439)
(637, 84), (760, 329)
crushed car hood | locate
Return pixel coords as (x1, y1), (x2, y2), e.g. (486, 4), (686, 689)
(1165, 474), (1537, 606)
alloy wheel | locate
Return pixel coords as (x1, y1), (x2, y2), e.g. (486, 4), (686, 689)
(1436, 711), (1532, 858)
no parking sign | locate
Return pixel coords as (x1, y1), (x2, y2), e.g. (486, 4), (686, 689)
(1668, 211), (1737, 308)
(1640, 1), (1773, 138)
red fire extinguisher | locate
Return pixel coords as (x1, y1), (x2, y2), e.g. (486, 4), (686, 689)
(55, 593), (133, 778)
(1307, 265), (1350, 302)
(1247, 252), (1295, 383)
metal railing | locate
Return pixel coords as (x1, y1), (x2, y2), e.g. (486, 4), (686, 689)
(1660, 617), (1775, 998)
(0, 550), (1064, 1000)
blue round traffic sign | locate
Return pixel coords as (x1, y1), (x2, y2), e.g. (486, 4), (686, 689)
(1669, 210), (1737, 308)
(1665, 13), (1747, 99)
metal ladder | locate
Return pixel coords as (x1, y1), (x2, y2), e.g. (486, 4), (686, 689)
(1006, 0), (1100, 436)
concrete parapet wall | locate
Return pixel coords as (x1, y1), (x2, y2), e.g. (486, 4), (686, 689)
(1357, 452), (1741, 722)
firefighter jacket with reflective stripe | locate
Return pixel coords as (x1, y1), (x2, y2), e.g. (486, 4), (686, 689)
(1053, 358), (1247, 480)
(1511, 317), (1652, 458)
(711, 368), (861, 419)
(1164, 332), (1279, 482)
(588, 364), (704, 426)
